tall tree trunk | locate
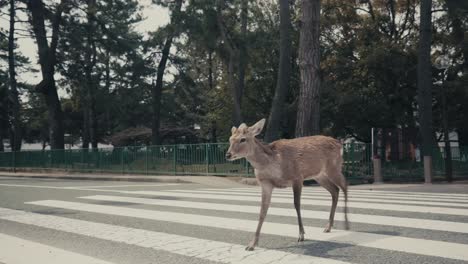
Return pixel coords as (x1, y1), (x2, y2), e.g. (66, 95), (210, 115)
(27, 0), (65, 150)
(86, 0), (98, 150)
(208, 51), (214, 91)
(227, 53), (242, 125)
(417, 0), (434, 157)
(89, 94), (98, 149)
(0, 107), (4, 152)
(295, 0), (321, 137)
(0, 130), (3, 152)
(236, 0), (247, 110)
(8, 0), (22, 151)
(152, 0), (183, 145)
(217, 0), (243, 126)
(81, 104), (90, 149)
(265, 0), (291, 142)
(211, 120), (217, 143)
(104, 51), (111, 136)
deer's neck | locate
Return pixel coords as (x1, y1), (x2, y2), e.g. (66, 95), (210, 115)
(246, 138), (275, 170)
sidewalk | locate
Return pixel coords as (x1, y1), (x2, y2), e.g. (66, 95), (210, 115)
(0, 171), (248, 187)
(1, 171), (466, 191)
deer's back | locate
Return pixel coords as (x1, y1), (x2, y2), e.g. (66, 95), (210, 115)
(270, 135), (342, 181)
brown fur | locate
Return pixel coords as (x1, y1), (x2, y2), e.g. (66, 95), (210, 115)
(226, 119), (350, 251)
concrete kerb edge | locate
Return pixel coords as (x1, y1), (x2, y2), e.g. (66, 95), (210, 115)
(0, 173), (191, 183)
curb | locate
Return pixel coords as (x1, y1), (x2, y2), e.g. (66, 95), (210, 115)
(0, 174), (191, 184)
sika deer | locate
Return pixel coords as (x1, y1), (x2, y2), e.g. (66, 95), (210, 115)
(226, 118), (349, 251)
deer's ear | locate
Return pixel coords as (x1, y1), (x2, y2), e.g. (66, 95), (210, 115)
(231, 126), (237, 134)
(249, 118), (266, 136)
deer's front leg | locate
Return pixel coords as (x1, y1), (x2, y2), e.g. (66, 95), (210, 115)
(293, 182), (305, 242)
(246, 182), (273, 251)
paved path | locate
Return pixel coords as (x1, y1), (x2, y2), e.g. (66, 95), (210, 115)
(0, 177), (467, 264)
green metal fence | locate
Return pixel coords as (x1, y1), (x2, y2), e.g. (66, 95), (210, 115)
(380, 146), (468, 182)
(1, 143), (466, 182)
(0, 143), (252, 177)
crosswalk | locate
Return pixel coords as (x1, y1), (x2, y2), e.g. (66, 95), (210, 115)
(1, 184), (468, 264)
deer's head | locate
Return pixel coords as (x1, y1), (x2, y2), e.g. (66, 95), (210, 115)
(226, 119), (266, 161)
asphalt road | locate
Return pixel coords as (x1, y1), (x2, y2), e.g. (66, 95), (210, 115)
(0, 176), (467, 264)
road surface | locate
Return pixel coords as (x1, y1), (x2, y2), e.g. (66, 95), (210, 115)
(0, 176), (467, 264)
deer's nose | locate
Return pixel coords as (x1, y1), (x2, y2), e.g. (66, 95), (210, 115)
(225, 152), (232, 159)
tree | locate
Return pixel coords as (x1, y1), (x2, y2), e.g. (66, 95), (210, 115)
(216, 0), (249, 126)
(8, 0), (22, 151)
(417, 0), (434, 181)
(152, 0), (183, 145)
(58, 0), (144, 148)
(27, 0), (67, 149)
(264, 0), (292, 142)
(0, 57), (6, 152)
(317, 0), (421, 144)
(22, 89), (49, 149)
(295, 0), (321, 137)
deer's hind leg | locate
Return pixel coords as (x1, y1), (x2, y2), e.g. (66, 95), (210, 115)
(314, 176), (339, 233)
(328, 170), (350, 230)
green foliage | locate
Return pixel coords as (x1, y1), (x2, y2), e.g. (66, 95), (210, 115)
(3, 0), (467, 147)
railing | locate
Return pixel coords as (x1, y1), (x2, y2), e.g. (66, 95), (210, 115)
(1, 143), (466, 183)
(380, 146), (468, 182)
(0, 143), (252, 177)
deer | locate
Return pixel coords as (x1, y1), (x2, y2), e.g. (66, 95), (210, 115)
(225, 118), (349, 251)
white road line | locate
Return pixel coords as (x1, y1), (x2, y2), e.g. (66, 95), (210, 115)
(231, 188), (468, 198)
(0, 207), (351, 264)
(121, 190), (468, 216)
(172, 190), (468, 207)
(63, 184), (178, 189)
(80, 195), (468, 234)
(202, 188), (468, 203)
(23, 200), (468, 261)
(0, 233), (113, 264)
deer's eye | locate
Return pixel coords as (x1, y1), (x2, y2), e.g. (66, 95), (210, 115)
(240, 138), (246, 143)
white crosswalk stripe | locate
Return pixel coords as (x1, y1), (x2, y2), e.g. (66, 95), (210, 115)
(0, 207), (350, 264)
(229, 187), (468, 199)
(23, 199), (468, 261)
(80, 194), (468, 233)
(1, 185), (468, 264)
(113, 190), (468, 216)
(170, 189), (468, 207)
(200, 188), (468, 203)
(0, 233), (113, 264)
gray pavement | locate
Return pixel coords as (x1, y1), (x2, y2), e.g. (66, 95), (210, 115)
(0, 176), (467, 264)
(0, 171), (249, 187)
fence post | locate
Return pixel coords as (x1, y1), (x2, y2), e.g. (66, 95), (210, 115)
(145, 147), (148, 175)
(373, 158), (383, 184)
(173, 145), (177, 175)
(206, 143), (210, 175)
(96, 149), (100, 173)
(121, 148), (124, 174)
(424, 156), (433, 184)
(13, 151), (16, 173)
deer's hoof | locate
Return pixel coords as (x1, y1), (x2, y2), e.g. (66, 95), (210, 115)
(245, 241), (257, 251)
(298, 233), (305, 242)
(323, 224), (332, 233)
(245, 245), (255, 251)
